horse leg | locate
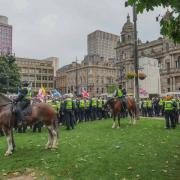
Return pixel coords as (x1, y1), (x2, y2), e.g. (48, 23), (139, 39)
(133, 112), (137, 125)
(52, 127), (58, 149)
(117, 113), (120, 128)
(45, 127), (53, 149)
(11, 129), (16, 151)
(112, 114), (116, 129)
(128, 111), (133, 125)
(4, 128), (13, 156)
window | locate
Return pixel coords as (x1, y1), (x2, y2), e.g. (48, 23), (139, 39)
(166, 62), (170, 71)
(167, 78), (170, 85)
(102, 88), (104, 93)
(176, 57), (180, 68)
(97, 88), (99, 94)
(166, 43), (169, 51)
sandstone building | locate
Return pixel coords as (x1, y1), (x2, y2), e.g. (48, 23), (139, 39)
(56, 55), (118, 96)
(116, 13), (180, 94)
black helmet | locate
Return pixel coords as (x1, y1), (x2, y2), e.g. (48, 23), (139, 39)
(22, 81), (29, 87)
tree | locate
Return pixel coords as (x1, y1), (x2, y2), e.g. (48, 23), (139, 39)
(0, 54), (20, 93)
(127, 0), (180, 43)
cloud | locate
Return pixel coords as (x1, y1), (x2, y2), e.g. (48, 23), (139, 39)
(13, 0), (29, 11)
(0, 0), (167, 67)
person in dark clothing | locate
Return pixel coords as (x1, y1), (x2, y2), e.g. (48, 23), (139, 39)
(14, 81), (32, 126)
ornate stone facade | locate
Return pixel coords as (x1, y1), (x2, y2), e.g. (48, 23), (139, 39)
(116, 14), (180, 94)
(56, 55), (118, 96)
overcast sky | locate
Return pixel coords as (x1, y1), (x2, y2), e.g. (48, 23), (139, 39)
(1, 0), (166, 67)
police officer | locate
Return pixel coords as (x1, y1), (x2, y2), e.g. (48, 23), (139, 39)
(14, 81), (32, 129)
(147, 98), (153, 117)
(97, 97), (103, 120)
(163, 95), (176, 129)
(85, 97), (91, 121)
(79, 97), (85, 122)
(63, 95), (74, 130)
(142, 99), (148, 117)
(114, 84), (127, 113)
(91, 96), (97, 120)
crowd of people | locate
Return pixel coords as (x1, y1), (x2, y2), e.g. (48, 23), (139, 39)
(140, 96), (179, 129)
(0, 82), (179, 137)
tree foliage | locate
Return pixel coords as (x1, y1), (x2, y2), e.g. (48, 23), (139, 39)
(0, 55), (20, 93)
(128, 0), (180, 43)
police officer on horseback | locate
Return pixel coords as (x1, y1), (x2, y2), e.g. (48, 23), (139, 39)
(114, 84), (127, 112)
(14, 81), (32, 126)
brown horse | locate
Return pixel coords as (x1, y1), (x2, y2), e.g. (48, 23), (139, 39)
(105, 96), (137, 128)
(0, 94), (59, 156)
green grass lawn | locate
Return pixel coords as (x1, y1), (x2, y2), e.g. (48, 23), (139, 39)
(0, 118), (180, 180)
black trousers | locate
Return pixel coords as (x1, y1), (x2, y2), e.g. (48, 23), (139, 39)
(165, 110), (176, 128)
(65, 110), (74, 130)
(79, 108), (85, 122)
(91, 107), (97, 120)
(15, 99), (30, 123)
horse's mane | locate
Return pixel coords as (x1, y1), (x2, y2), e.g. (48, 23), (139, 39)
(0, 94), (12, 106)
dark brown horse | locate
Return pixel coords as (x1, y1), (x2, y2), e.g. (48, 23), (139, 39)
(105, 96), (137, 128)
(0, 94), (59, 156)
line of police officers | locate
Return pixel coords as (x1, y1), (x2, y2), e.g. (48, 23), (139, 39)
(141, 96), (179, 129)
(46, 96), (109, 130)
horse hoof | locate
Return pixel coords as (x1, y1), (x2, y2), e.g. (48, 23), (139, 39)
(52, 145), (58, 149)
(117, 126), (120, 129)
(45, 145), (52, 149)
(5, 151), (12, 156)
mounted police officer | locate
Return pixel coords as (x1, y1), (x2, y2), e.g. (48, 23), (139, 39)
(14, 81), (32, 127)
(114, 84), (127, 113)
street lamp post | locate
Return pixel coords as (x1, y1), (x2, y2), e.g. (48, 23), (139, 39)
(125, 1), (140, 119)
(133, 3), (140, 119)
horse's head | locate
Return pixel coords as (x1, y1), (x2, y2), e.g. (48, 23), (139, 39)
(105, 98), (116, 109)
(0, 94), (12, 106)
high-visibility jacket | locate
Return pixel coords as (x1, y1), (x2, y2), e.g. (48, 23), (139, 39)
(66, 98), (73, 110)
(143, 101), (147, 108)
(158, 99), (163, 106)
(91, 98), (97, 107)
(147, 100), (152, 108)
(85, 100), (90, 108)
(56, 101), (61, 111)
(164, 100), (173, 111)
(79, 100), (85, 108)
(117, 89), (123, 98)
(47, 100), (52, 105)
(98, 99), (103, 108)
(25, 87), (32, 100)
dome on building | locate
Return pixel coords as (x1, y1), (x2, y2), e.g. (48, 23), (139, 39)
(122, 14), (134, 33)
